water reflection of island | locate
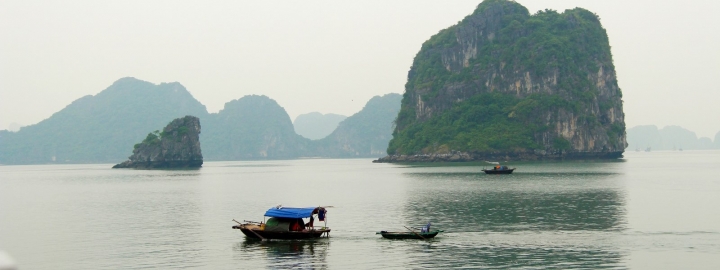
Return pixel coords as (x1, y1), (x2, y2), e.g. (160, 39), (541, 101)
(235, 239), (329, 269)
(402, 172), (626, 232)
(396, 170), (627, 268)
(400, 243), (624, 269)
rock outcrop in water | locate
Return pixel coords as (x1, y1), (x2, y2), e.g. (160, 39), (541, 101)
(113, 115), (203, 169)
(379, 0), (626, 162)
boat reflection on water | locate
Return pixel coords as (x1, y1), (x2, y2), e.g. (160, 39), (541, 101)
(235, 239), (329, 269)
(408, 188), (625, 232)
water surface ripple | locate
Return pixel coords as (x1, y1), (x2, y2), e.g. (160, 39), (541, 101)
(2, 151), (720, 269)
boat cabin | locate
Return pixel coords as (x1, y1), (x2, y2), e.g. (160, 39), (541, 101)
(493, 165), (510, 170)
(262, 206), (328, 232)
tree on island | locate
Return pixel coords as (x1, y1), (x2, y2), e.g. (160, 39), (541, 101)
(113, 115), (203, 169)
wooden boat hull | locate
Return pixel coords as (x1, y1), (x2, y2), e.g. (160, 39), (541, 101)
(233, 225), (330, 240)
(482, 168), (514, 174)
(378, 231), (440, 239)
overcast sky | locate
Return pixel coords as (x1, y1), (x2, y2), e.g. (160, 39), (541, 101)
(1, 0), (719, 138)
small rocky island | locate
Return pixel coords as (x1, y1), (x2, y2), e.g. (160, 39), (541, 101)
(113, 115), (203, 169)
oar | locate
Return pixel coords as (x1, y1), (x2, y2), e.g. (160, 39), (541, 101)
(249, 229), (267, 241)
(404, 226), (425, 240)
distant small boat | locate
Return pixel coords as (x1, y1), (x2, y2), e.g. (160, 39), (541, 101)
(482, 165), (515, 174)
(378, 223), (442, 239)
(377, 230), (442, 239)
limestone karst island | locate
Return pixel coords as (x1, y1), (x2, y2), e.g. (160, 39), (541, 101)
(376, 0), (627, 162)
(113, 115), (203, 169)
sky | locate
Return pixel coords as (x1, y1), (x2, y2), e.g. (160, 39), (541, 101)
(1, 0), (719, 138)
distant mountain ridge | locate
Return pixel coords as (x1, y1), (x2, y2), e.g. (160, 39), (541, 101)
(0, 77), (401, 164)
(202, 95), (311, 160)
(312, 93), (402, 157)
(626, 125), (719, 150)
(0, 78), (209, 164)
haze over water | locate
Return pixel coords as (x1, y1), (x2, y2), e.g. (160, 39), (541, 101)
(1, 151), (719, 269)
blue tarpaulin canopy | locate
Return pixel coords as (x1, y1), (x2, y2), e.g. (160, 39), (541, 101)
(264, 207), (318, 219)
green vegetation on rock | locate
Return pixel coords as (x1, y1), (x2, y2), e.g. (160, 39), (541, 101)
(388, 0), (626, 159)
(114, 115), (203, 169)
(390, 93), (577, 154)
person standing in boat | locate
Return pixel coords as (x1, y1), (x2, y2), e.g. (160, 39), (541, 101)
(420, 222), (431, 233)
(305, 216), (314, 229)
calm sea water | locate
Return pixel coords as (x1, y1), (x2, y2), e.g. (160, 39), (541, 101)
(1, 151), (719, 269)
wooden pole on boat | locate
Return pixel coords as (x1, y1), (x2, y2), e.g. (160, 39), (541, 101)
(233, 219), (267, 241)
(249, 229), (267, 241)
(404, 226), (425, 240)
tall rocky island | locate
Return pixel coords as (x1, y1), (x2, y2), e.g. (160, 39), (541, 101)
(113, 115), (203, 168)
(378, 0), (626, 162)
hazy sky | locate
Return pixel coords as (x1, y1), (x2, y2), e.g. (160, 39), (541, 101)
(1, 0), (719, 138)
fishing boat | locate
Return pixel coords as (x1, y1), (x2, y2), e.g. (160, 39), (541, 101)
(377, 223), (442, 240)
(232, 206), (330, 240)
(482, 164), (515, 174)
(377, 230), (443, 239)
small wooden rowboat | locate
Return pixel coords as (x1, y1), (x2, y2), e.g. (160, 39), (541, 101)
(376, 230), (443, 239)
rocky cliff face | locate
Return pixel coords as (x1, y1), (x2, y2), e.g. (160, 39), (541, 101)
(113, 115), (203, 168)
(384, 0), (626, 161)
